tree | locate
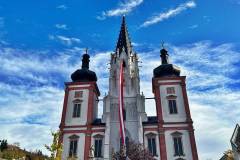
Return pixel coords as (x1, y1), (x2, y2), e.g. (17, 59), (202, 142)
(45, 130), (62, 160)
(0, 139), (8, 152)
(222, 150), (234, 160)
(112, 141), (155, 160)
(1, 146), (25, 159)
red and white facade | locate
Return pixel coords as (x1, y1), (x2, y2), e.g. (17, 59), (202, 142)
(149, 77), (198, 160)
(59, 17), (198, 160)
(59, 82), (103, 160)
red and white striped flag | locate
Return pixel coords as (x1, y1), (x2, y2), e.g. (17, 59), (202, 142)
(118, 61), (126, 146)
(119, 61), (131, 160)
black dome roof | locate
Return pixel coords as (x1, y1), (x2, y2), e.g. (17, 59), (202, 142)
(153, 64), (180, 78)
(71, 53), (97, 82)
(153, 48), (181, 78)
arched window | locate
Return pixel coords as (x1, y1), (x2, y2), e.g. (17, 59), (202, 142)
(123, 108), (126, 121)
(146, 133), (157, 156)
(167, 95), (178, 114)
(171, 132), (184, 156)
(93, 134), (104, 158)
(122, 60), (126, 68)
(72, 99), (82, 118)
(126, 137), (129, 151)
(68, 135), (79, 157)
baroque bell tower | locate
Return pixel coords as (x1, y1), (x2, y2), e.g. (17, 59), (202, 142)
(60, 51), (100, 160)
(152, 48), (199, 160)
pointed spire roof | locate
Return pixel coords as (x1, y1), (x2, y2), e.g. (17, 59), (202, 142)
(116, 16), (132, 55)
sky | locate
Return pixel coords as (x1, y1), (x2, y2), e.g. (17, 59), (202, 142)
(0, 0), (240, 159)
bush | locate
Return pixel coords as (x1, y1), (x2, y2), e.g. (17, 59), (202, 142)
(112, 141), (155, 160)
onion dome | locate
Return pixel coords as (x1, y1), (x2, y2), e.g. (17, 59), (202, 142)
(153, 48), (180, 78)
(71, 52), (97, 82)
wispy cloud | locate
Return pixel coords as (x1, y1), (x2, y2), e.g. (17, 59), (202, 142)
(49, 35), (81, 46)
(55, 24), (68, 30)
(0, 41), (239, 159)
(0, 46), (95, 153)
(140, 1), (196, 28)
(56, 5), (68, 10)
(136, 41), (240, 159)
(97, 0), (143, 20)
(189, 24), (198, 29)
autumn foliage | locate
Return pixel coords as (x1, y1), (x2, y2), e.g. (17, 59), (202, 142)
(45, 130), (63, 160)
(112, 141), (155, 160)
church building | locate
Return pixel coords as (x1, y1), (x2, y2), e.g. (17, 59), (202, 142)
(59, 16), (199, 160)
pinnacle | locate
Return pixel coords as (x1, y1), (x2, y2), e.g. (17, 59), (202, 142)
(116, 16), (132, 55)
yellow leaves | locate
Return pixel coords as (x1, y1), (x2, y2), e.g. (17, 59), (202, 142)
(45, 130), (63, 160)
(223, 150), (234, 160)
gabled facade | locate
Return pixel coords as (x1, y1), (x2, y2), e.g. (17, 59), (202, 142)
(59, 16), (198, 160)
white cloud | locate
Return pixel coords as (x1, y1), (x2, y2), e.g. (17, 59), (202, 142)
(0, 82), (63, 154)
(189, 24), (198, 29)
(55, 24), (68, 30)
(97, 0), (143, 20)
(0, 41), (239, 159)
(132, 42), (142, 47)
(136, 41), (240, 159)
(56, 5), (67, 10)
(140, 1), (196, 27)
(0, 47), (110, 154)
(0, 123), (55, 154)
(49, 35), (81, 46)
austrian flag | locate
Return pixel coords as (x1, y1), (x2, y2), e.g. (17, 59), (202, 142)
(118, 61), (126, 146)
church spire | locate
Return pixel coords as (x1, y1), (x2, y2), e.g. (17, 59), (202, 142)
(116, 16), (132, 55)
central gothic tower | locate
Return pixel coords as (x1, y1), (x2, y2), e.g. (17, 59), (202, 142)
(102, 16), (147, 155)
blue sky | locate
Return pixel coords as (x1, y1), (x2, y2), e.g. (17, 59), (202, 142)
(0, 0), (240, 159)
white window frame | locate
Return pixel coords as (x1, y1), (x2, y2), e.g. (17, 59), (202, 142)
(168, 99), (178, 114)
(72, 99), (82, 118)
(93, 134), (104, 158)
(171, 132), (185, 157)
(68, 135), (79, 158)
(146, 133), (158, 157)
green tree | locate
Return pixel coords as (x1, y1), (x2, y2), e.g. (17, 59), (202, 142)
(0, 139), (8, 151)
(45, 130), (62, 160)
(1, 147), (25, 159)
